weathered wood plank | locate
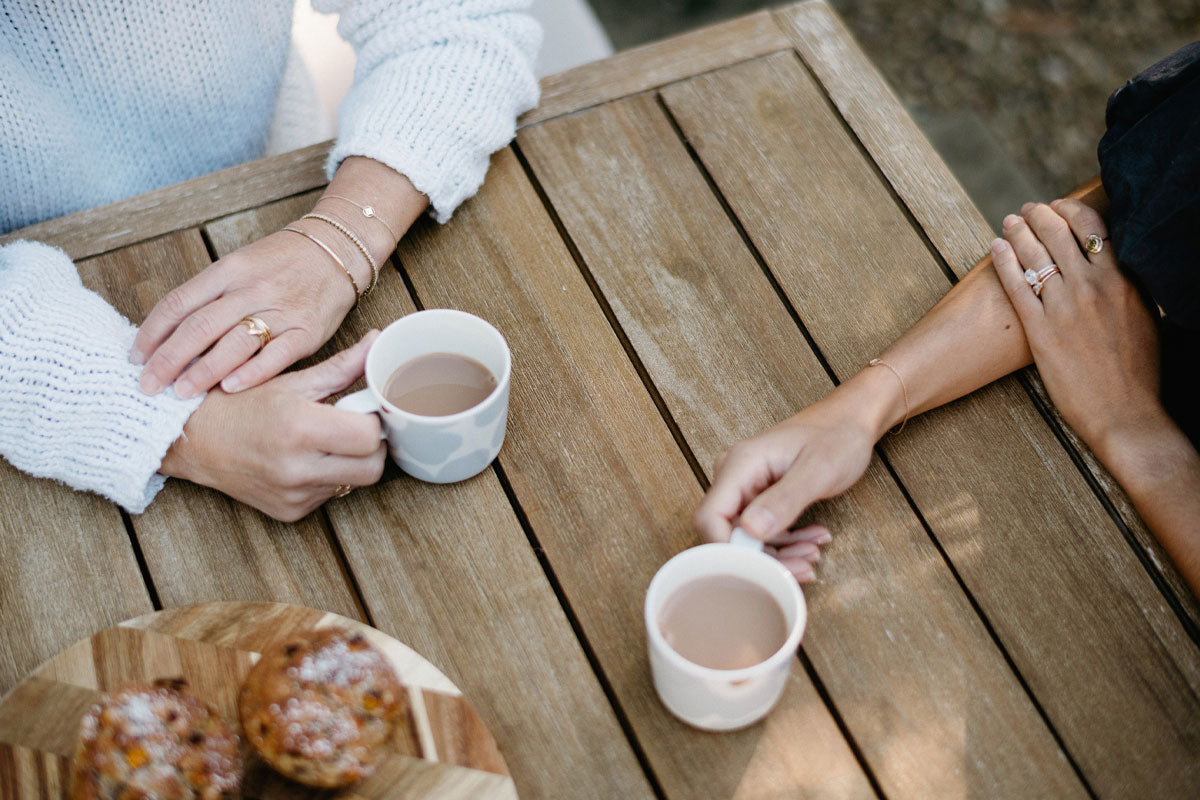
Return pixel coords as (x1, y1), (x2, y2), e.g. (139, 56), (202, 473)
(207, 193), (657, 800)
(396, 146), (875, 799)
(521, 10), (789, 127)
(775, 0), (1200, 631)
(0, 466), (152, 696)
(1, 142), (330, 262)
(662, 52), (1200, 798)
(75, 228), (362, 619)
(519, 92), (1085, 799)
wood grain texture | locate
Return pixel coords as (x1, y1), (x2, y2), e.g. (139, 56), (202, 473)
(0, 602), (515, 799)
(519, 92), (1085, 799)
(207, 193), (656, 800)
(0, 464), (153, 697)
(773, 0), (990, 272)
(394, 146), (874, 799)
(521, 10), (789, 128)
(73, 229), (363, 619)
(662, 52), (1200, 798)
(0, 142), (330, 262)
(775, 1), (1200, 632)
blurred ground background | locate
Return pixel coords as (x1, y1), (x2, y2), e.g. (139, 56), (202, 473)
(585, 0), (1200, 229)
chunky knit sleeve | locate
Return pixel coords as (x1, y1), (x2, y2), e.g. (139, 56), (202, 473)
(316, 0), (541, 222)
(0, 241), (203, 512)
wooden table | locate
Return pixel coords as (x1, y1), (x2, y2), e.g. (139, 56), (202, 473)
(2, 3), (1198, 797)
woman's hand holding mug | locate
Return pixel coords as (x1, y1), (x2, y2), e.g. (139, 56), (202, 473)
(160, 332), (387, 522)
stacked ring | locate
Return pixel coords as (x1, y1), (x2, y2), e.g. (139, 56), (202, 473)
(1024, 264), (1061, 297)
(239, 316), (272, 349)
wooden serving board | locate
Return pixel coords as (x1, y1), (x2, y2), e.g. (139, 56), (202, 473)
(0, 602), (516, 799)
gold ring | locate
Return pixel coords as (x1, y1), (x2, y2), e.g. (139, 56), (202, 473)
(239, 316), (272, 349)
(1084, 234), (1105, 254)
(333, 485), (354, 499)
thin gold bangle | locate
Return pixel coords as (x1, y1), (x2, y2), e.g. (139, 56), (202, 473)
(280, 226), (360, 306)
(303, 213), (379, 295)
(323, 193), (400, 241)
(868, 358), (909, 434)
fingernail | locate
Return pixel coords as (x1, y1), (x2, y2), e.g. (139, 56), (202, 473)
(175, 379), (194, 399)
(222, 376), (241, 393)
(129, 347), (145, 365)
(740, 506), (776, 539)
(792, 542), (820, 560)
(138, 372), (162, 395)
(794, 564), (816, 581)
(816, 530), (832, 545)
(991, 237), (1008, 255)
(1020, 202), (1035, 215)
(1002, 214), (1020, 229)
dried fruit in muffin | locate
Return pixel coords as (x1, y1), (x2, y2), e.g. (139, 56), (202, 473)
(239, 628), (405, 787)
(71, 678), (243, 800)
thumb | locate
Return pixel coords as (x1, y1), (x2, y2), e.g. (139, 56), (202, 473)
(737, 460), (822, 543)
(287, 330), (380, 402)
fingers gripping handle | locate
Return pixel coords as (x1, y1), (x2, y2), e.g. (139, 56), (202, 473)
(335, 389), (388, 439)
(730, 527), (765, 552)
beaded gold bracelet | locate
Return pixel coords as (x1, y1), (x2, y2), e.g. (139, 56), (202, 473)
(281, 226), (360, 306)
(323, 193), (400, 241)
(302, 212), (379, 295)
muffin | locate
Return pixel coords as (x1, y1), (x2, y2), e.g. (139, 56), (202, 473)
(70, 678), (243, 800)
(239, 627), (405, 787)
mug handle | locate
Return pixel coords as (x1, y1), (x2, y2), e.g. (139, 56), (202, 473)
(334, 389), (388, 440)
(729, 526), (764, 552)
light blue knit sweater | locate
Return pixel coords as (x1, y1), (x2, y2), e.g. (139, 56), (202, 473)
(0, 0), (540, 511)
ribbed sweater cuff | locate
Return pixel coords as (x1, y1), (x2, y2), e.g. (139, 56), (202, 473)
(323, 5), (540, 223)
(0, 241), (203, 513)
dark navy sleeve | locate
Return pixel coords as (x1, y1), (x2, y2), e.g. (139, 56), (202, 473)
(1098, 41), (1200, 331)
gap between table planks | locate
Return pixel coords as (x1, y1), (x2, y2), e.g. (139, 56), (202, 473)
(658, 51), (1200, 798)
(74, 230), (366, 620)
(201, 193), (658, 800)
(2, 0), (1185, 638)
(391, 147), (877, 799)
(774, 0), (1200, 634)
(517, 92), (1087, 799)
(0, 465), (153, 697)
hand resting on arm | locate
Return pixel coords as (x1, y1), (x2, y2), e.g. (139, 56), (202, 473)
(695, 186), (1200, 596)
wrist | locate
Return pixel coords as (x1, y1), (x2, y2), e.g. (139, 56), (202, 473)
(288, 215), (372, 302)
(1092, 401), (1178, 471)
(826, 366), (907, 442)
(308, 200), (398, 268)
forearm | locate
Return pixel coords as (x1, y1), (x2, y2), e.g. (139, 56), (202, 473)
(845, 179), (1109, 438)
(1096, 410), (1200, 598)
(834, 254), (1034, 439)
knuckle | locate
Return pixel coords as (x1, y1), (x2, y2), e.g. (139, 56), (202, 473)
(160, 288), (191, 318)
(179, 313), (219, 344)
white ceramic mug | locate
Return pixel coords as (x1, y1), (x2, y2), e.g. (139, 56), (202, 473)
(644, 529), (806, 731)
(335, 310), (512, 484)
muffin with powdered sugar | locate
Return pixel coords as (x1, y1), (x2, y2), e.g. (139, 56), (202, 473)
(70, 678), (242, 799)
(238, 627), (405, 787)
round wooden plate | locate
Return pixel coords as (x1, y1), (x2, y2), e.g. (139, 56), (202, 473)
(0, 602), (516, 799)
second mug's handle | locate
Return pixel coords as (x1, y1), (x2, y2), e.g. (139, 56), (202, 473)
(335, 389), (388, 440)
(729, 527), (765, 552)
